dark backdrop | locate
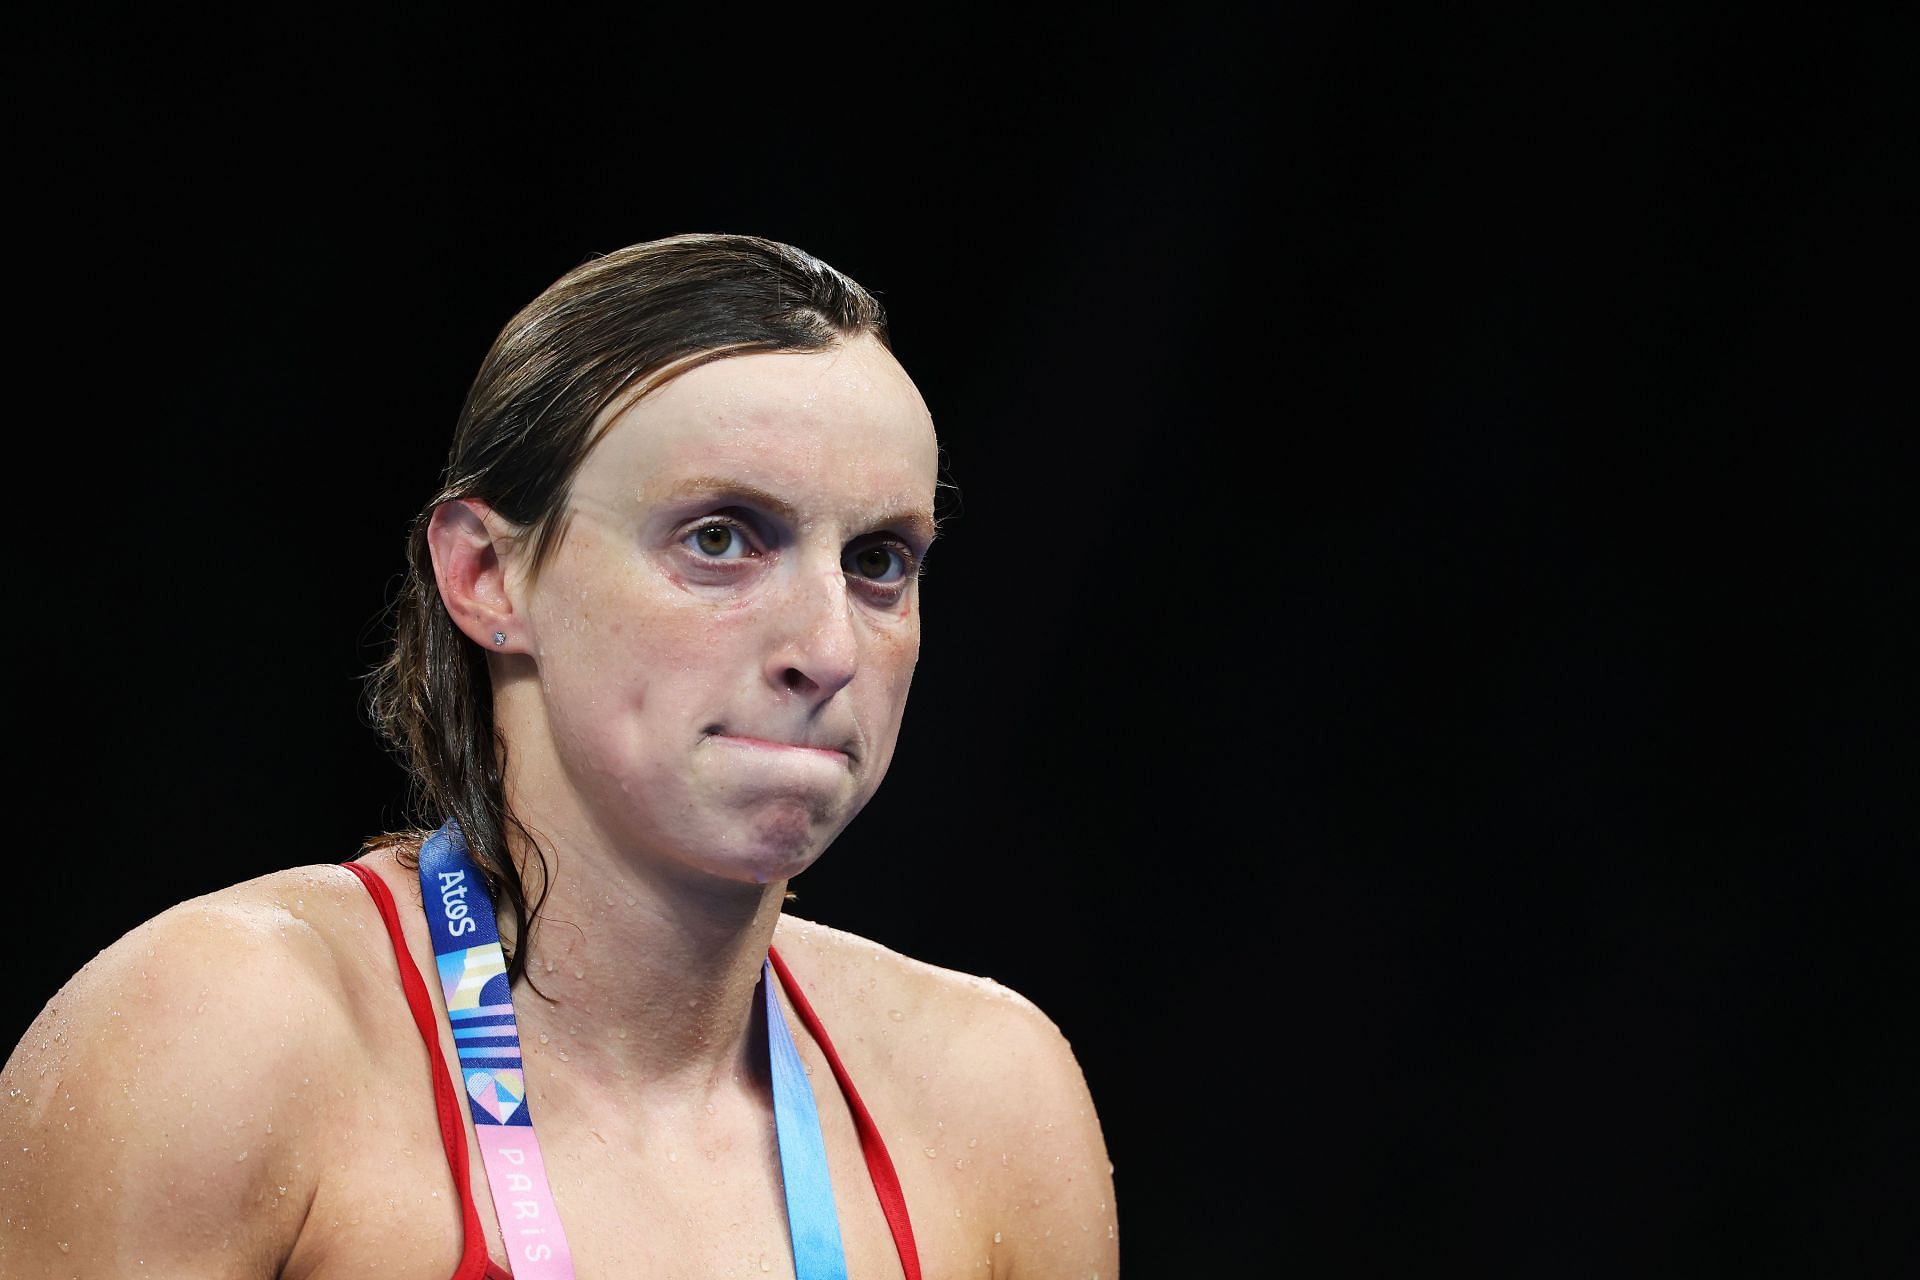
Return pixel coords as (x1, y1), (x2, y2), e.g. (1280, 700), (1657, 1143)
(9, 7), (1911, 1273)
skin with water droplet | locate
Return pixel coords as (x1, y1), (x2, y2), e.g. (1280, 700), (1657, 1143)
(0, 342), (1115, 1278)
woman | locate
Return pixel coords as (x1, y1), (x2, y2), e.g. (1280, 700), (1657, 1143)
(0, 235), (1116, 1278)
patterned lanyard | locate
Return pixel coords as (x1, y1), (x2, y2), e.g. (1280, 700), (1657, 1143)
(417, 820), (850, 1279)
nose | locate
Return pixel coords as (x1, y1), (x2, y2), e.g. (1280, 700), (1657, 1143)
(765, 562), (859, 702)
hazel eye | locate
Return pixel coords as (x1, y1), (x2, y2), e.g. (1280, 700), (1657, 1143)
(846, 543), (909, 584)
(685, 522), (751, 559)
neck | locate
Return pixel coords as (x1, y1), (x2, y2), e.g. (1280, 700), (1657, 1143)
(491, 797), (789, 1108)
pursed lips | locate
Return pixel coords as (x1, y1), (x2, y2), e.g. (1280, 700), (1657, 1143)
(706, 730), (855, 763)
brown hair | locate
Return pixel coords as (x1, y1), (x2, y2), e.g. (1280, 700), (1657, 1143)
(365, 234), (889, 986)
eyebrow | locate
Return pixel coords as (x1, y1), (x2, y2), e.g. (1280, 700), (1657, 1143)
(663, 476), (938, 545)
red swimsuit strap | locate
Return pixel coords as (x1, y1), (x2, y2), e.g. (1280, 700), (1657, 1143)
(343, 864), (921, 1280)
(340, 861), (500, 1280)
(768, 944), (924, 1280)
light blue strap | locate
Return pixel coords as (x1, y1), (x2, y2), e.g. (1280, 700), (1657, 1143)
(764, 958), (849, 1280)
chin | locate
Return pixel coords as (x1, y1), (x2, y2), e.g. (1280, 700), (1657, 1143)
(719, 797), (844, 886)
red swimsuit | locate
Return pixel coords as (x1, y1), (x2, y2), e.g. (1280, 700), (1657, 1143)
(343, 862), (923, 1280)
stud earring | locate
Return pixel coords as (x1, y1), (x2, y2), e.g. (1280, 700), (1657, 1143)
(492, 631), (507, 647)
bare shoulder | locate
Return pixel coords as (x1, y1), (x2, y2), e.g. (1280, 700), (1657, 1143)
(0, 864), (389, 1279)
(774, 914), (1120, 1276)
(773, 912), (1092, 1098)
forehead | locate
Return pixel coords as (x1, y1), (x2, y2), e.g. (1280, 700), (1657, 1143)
(575, 336), (939, 516)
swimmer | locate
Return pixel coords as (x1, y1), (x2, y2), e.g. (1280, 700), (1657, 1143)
(0, 235), (1117, 1279)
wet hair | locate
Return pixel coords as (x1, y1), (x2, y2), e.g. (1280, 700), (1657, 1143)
(365, 234), (889, 987)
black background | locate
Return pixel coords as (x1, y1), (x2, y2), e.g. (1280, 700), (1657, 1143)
(8, 7), (1912, 1273)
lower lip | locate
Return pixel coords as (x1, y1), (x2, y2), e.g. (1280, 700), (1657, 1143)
(710, 734), (849, 763)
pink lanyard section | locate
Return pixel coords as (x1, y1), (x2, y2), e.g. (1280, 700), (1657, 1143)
(414, 826), (577, 1277)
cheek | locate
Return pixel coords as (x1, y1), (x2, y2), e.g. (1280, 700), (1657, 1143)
(540, 576), (767, 737)
(536, 541), (680, 666)
(867, 619), (921, 709)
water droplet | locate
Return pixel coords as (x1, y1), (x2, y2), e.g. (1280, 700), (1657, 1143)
(924, 1147), (937, 1158)
(704, 1102), (716, 1115)
(573, 968), (584, 980)
(58, 1242), (70, 1253)
(993, 1232), (1002, 1244)
(968, 1136), (977, 1148)
(539, 1033), (550, 1044)
(760, 1262), (771, 1273)
(235, 1150), (249, 1162)
(887, 1009), (904, 1022)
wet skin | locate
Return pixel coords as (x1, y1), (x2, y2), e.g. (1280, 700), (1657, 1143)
(0, 335), (1120, 1280)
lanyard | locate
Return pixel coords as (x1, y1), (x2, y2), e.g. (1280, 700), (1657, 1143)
(417, 820), (850, 1279)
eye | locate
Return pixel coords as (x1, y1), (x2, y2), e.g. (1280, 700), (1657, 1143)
(845, 541), (912, 585)
(683, 521), (753, 559)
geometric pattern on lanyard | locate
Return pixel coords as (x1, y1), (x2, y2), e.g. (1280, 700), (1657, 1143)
(416, 819), (849, 1279)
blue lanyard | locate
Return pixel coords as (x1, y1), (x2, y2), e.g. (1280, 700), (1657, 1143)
(417, 819), (850, 1278)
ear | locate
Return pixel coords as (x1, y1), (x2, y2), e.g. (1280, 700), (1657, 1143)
(427, 499), (530, 655)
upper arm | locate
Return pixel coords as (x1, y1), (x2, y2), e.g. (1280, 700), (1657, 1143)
(0, 893), (350, 1279)
(963, 988), (1119, 1280)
